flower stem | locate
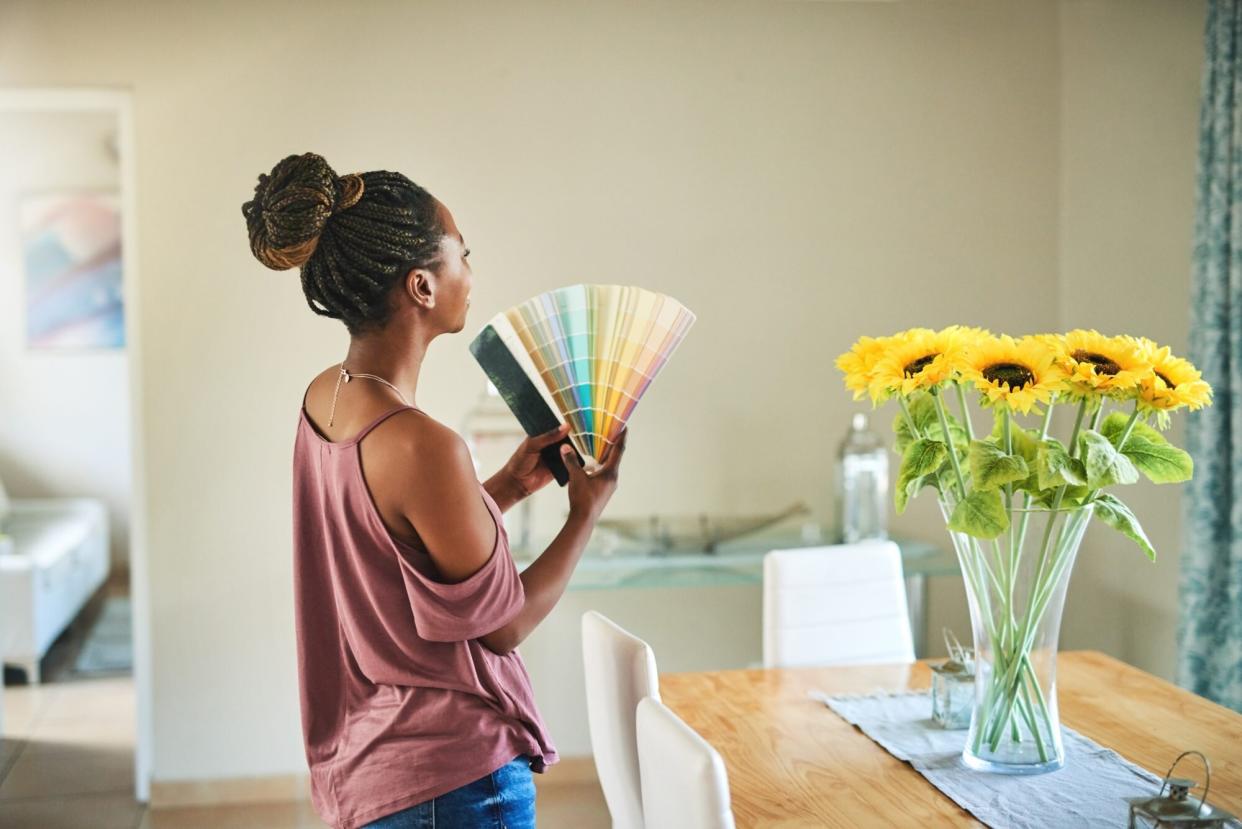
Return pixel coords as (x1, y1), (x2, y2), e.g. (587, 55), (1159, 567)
(1001, 409), (1018, 635)
(1009, 400), (1052, 623)
(1022, 653), (1056, 747)
(1039, 399), (1056, 439)
(984, 411), (1083, 755)
(1003, 407), (1013, 458)
(1089, 401), (1104, 432)
(898, 396), (921, 440)
(1068, 400), (1088, 457)
(1116, 403), (1142, 451)
(969, 402), (1087, 765)
(1030, 508), (1093, 625)
(932, 389), (968, 500)
(1017, 672), (1050, 762)
(960, 534), (1002, 646)
(1027, 399), (1087, 611)
(991, 506), (1091, 752)
(955, 382), (976, 441)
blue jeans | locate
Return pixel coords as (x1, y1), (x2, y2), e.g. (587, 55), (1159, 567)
(362, 756), (536, 829)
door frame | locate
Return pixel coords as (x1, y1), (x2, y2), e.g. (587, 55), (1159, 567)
(0, 87), (153, 803)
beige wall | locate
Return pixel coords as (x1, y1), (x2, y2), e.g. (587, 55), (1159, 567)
(0, 0), (1204, 784)
(0, 110), (132, 567)
(1056, 0), (1206, 678)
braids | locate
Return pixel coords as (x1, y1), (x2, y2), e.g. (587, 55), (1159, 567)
(242, 153), (444, 334)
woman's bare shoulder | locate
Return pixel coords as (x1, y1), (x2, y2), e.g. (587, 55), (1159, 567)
(363, 407), (493, 561)
(371, 406), (460, 451)
(365, 407), (477, 491)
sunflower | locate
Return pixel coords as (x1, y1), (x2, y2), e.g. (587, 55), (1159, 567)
(1046, 330), (1150, 400)
(836, 335), (891, 401)
(959, 334), (1065, 414)
(943, 325), (993, 356)
(1130, 337), (1212, 414)
(867, 327), (971, 401)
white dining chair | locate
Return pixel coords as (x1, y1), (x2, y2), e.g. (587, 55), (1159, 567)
(636, 696), (735, 829)
(581, 611), (660, 829)
(762, 540), (915, 668)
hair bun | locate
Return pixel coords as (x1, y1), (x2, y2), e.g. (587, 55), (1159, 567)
(336, 173), (365, 211)
(242, 152), (365, 271)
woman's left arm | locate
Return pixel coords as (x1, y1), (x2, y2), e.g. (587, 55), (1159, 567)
(483, 424), (569, 512)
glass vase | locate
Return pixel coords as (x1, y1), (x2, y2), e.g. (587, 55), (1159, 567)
(940, 500), (1093, 774)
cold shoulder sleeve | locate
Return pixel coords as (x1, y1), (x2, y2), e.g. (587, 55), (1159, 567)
(393, 490), (525, 643)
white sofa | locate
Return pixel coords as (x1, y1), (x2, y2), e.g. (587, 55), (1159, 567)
(0, 476), (109, 684)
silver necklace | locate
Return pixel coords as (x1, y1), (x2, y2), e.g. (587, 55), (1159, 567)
(328, 364), (411, 427)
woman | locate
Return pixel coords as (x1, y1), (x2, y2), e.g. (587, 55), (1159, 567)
(243, 153), (625, 829)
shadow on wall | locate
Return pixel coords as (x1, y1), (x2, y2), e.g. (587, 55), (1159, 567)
(0, 450), (64, 499)
(0, 448), (130, 571)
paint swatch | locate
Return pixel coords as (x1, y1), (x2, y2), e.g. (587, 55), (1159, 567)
(471, 285), (696, 473)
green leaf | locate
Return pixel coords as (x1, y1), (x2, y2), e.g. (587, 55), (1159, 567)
(1091, 492), (1157, 560)
(967, 440), (1029, 492)
(1098, 413), (1193, 484)
(1119, 433), (1193, 484)
(1034, 439), (1087, 490)
(947, 489), (1009, 540)
(1062, 485), (1093, 508)
(893, 393), (934, 453)
(1012, 428), (1041, 467)
(899, 467), (943, 512)
(1100, 411), (1165, 446)
(900, 439), (949, 480)
(894, 439), (949, 514)
(1079, 430), (1139, 489)
(907, 391), (941, 429)
(894, 479), (913, 514)
(1031, 484), (1092, 510)
(894, 392), (969, 454)
(895, 472), (938, 514)
(988, 414), (1043, 492)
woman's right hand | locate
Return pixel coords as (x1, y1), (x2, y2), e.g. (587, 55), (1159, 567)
(561, 429), (626, 521)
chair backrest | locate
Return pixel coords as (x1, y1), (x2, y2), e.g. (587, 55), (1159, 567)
(762, 540), (914, 668)
(636, 696), (735, 829)
(582, 611), (660, 829)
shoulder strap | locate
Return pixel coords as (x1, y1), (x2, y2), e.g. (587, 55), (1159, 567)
(353, 405), (420, 444)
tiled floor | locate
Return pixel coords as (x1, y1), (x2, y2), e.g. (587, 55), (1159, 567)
(1, 676), (609, 828)
(1, 676), (142, 828)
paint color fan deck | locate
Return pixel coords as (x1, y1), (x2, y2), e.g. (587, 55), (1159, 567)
(470, 284), (695, 476)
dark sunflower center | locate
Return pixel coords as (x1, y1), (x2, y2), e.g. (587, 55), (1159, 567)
(1155, 370), (1176, 389)
(1072, 349), (1121, 376)
(982, 362), (1035, 389)
(903, 353), (938, 377)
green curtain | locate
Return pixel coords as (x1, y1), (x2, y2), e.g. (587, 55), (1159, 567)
(1179, 0), (1242, 712)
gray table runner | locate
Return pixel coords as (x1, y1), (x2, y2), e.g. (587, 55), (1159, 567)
(816, 690), (1225, 828)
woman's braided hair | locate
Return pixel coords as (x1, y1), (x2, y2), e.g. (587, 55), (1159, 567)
(242, 152), (445, 334)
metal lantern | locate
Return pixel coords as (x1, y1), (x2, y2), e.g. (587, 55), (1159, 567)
(1126, 750), (1237, 828)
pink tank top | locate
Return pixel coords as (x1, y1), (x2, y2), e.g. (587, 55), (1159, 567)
(292, 404), (557, 829)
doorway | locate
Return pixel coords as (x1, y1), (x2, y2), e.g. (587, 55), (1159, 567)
(0, 89), (152, 810)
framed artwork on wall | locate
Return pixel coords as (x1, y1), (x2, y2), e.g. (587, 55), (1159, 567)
(18, 191), (124, 349)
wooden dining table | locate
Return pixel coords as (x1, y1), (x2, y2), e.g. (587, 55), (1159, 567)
(659, 651), (1242, 827)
